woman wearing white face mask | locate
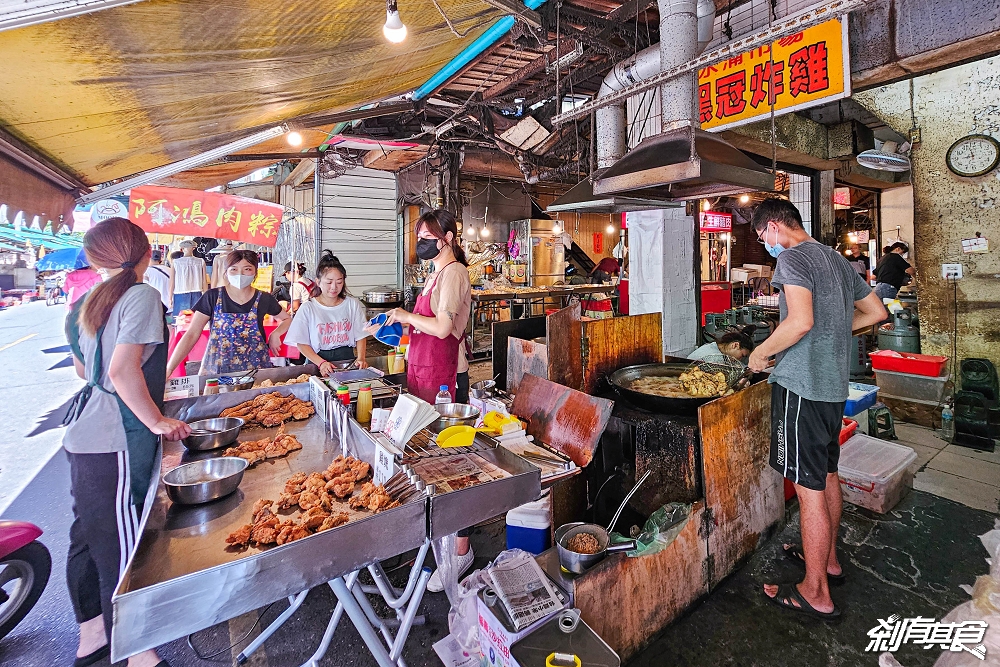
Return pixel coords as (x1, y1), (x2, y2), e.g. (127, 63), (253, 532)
(167, 250), (291, 376)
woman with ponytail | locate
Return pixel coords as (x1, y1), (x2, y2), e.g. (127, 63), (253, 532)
(284, 251), (368, 375)
(383, 209), (474, 592)
(63, 217), (189, 667)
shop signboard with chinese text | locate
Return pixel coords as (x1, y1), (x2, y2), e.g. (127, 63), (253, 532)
(700, 212), (732, 232)
(129, 186), (284, 247)
(699, 17), (849, 132)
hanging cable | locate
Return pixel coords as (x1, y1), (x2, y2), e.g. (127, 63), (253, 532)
(431, 0), (482, 38)
(187, 602), (278, 661)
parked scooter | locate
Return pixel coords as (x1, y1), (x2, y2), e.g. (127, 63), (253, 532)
(0, 520), (51, 640)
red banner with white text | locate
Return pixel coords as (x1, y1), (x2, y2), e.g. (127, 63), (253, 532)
(128, 186), (284, 247)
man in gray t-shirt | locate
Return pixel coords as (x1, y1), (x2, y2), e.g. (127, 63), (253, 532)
(747, 198), (886, 621)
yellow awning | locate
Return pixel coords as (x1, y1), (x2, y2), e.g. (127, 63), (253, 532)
(0, 0), (499, 186)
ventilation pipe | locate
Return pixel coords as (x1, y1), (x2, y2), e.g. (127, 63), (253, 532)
(595, 0), (714, 169)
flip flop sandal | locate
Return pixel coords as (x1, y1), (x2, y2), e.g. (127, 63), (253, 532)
(782, 544), (847, 584)
(765, 582), (842, 622)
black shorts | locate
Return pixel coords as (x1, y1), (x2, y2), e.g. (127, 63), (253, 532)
(769, 383), (845, 491)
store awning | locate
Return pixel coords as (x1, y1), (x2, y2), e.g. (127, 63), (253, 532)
(0, 150), (79, 227)
(0, 0), (500, 187)
(0, 225), (82, 249)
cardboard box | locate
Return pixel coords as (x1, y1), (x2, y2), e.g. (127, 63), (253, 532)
(743, 264), (771, 278)
(731, 268), (758, 283)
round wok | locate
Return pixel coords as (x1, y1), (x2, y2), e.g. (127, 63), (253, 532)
(609, 363), (715, 415)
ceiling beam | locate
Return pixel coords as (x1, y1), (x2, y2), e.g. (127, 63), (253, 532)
(604, 0), (657, 23)
(288, 102), (415, 129)
(483, 40), (580, 100)
(480, 0), (542, 29)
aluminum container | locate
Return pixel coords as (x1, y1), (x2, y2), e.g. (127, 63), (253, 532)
(182, 417), (244, 451)
(428, 403), (480, 433)
(163, 457), (248, 505)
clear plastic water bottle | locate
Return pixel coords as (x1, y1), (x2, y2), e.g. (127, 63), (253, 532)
(435, 385), (452, 405)
(941, 403), (955, 443)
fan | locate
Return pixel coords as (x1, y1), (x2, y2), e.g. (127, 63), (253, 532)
(319, 150), (362, 179)
(857, 140), (911, 172)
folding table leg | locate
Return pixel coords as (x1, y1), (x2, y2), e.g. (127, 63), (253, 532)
(236, 589), (309, 664)
(329, 576), (397, 667)
(297, 570), (361, 667)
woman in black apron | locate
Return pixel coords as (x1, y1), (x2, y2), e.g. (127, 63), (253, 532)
(63, 217), (190, 667)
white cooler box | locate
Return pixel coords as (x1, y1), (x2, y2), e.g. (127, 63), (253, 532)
(838, 435), (917, 514)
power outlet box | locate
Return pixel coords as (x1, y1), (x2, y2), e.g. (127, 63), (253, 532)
(942, 263), (963, 279)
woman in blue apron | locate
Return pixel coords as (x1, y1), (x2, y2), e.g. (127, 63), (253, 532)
(63, 217), (191, 667)
(166, 249), (291, 377)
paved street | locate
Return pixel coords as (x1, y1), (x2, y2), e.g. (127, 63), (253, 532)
(0, 300), (81, 515)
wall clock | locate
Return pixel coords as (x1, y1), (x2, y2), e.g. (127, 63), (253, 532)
(946, 134), (1000, 177)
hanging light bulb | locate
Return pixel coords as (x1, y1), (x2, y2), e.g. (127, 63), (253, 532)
(383, 0), (407, 43)
(552, 221), (562, 234)
(701, 200), (711, 212)
(606, 223), (615, 234)
(481, 225), (491, 238)
(286, 131), (303, 147)
(739, 194), (750, 204)
(848, 231), (858, 243)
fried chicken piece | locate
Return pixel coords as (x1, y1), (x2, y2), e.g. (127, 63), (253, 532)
(273, 434), (302, 452)
(301, 507), (329, 531)
(277, 491), (300, 510)
(290, 404), (315, 420)
(284, 472), (307, 493)
(348, 460), (370, 482)
(317, 512), (350, 531)
(297, 490), (321, 511)
(276, 521), (311, 545)
(250, 515), (281, 545)
(256, 379), (274, 388)
(350, 481), (378, 509)
(303, 473), (327, 493)
(365, 485), (394, 513)
(318, 493), (335, 512)
(324, 456), (348, 480)
(226, 524), (252, 548)
(327, 479), (355, 499)
(251, 499), (274, 522)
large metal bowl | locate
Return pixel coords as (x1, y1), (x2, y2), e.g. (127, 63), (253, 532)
(163, 457), (248, 505)
(181, 417), (244, 451)
(428, 403), (480, 433)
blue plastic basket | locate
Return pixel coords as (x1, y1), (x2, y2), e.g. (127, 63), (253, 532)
(844, 383), (879, 416)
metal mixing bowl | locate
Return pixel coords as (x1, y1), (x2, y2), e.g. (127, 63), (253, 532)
(181, 417), (244, 451)
(163, 457), (248, 505)
(428, 403), (480, 433)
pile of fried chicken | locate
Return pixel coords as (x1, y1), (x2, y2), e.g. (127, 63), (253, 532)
(255, 373), (312, 388)
(220, 392), (315, 428)
(225, 499), (350, 548)
(225, 456), (398, 550)
(222, 424), (303, 466)
(679, 367), (731, 398)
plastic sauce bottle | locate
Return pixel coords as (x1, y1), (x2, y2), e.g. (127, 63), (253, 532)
(203, 378), (219, 395)
(435, 385), (452, 405)
(337, 385), (351, 407)
(941, 403), (955, 443)
(357, 382), (373, 424)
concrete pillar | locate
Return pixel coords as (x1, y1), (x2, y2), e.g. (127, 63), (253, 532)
(625, 207), (697, 358)
(817, 170), (836, 246)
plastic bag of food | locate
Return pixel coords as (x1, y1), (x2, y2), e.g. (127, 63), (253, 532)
(610, 502), (691, 558)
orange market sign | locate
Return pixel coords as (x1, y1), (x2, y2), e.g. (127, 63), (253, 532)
(698, 16), (850, 132)
(128, 186), (284, 248)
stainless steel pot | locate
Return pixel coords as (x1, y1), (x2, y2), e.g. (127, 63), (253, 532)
(555, 523), (635, 574)
(182, 417), (244, 451)
(363, 286), (404, 305)
(428, 403), (480, 433)
(163, 457), (248, 505)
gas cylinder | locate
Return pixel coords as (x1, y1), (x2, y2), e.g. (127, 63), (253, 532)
(877, 307), (920, 353)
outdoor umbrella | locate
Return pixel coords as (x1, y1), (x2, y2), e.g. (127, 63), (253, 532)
(35, 247), (88, 271)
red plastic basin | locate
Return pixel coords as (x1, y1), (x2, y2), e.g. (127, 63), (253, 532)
(870, 350), (948, 377)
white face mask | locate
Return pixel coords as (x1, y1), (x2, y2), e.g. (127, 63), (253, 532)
(227, 273), (255, 289)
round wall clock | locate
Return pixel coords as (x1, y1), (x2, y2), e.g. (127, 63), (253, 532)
(946, 134), (1000, 177)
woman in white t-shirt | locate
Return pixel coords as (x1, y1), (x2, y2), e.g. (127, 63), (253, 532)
(284, 251), (368, 376)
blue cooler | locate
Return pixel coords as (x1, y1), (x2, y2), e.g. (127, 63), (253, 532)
(505, 497), (551, 555)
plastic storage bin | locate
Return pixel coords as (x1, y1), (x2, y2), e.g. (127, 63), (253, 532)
(784, 419), (858, 501)
(506, 497), (551, 555)
(844, 383), (879, 416)
(837, 434), (917, 514)
(875, 368), (949, 404)
(870, 350), (948, 377)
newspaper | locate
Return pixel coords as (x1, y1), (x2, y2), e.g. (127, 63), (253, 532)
(411, 453), (511, 493)
(487, 551), (562, 630)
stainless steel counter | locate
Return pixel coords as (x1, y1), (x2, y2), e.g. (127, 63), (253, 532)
(111, 385), (427, 660)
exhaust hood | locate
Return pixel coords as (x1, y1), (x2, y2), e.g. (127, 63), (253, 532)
(592, 124), (775, 201)
(545, 173), (680, 214)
